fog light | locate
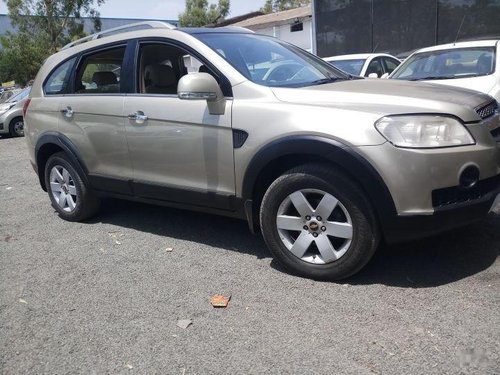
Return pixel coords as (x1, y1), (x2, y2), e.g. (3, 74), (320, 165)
(459, 165), (480, 188)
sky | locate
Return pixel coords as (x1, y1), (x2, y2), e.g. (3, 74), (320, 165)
(0, 0), (268, 20)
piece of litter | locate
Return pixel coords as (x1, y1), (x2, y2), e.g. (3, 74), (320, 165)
(124, 364), (133, 369)
(165, 247), (173, 252)
(19, 299), (27, 304)
(210, 294), (231, 308)
(115, 240), (121, 245)
(177, 319), (192, 329)
(6, 187), (12, 190)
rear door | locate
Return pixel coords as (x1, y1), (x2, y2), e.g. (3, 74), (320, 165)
(123, 40), (235, 210)
(58, 44), (133, 193)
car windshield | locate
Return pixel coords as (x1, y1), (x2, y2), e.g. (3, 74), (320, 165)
(391, 47), (496, 80)
(7, 88), (30, 103)
(195, 33), (348, 87)
(327, 59), (366, 75)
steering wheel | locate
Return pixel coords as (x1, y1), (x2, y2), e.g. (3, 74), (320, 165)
(263, 62), (303, 82)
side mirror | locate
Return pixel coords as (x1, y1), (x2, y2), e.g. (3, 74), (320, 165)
(178, 73), (225, 115)
(381, 73), (390, 79)
(367, 73), (379, 78)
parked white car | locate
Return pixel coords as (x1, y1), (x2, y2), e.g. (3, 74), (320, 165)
(390, 40), (500, 101)
(323, 53), (401, 78)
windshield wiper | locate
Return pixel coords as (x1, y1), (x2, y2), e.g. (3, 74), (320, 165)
(409, 76), (456, 81)
(309, 77), (344, 86)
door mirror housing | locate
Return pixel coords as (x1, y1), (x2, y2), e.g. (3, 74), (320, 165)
(367, 73), (379, 78)
(178, 73), (225, 115)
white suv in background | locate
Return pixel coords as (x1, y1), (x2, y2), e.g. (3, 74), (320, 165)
(390, 40), (500, 101)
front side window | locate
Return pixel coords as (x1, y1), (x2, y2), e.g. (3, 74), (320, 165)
(138, 43), (207, 95)
(392, 47), (496, 80)
(365, 58), (384, 77)
(44, 57), (76, 95)
(195, 33), (348, 88)
(75, 47), (125, 94)
(383, 58), (400, 74)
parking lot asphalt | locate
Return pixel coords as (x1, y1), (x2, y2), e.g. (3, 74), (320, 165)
(1, 136), (499, 374)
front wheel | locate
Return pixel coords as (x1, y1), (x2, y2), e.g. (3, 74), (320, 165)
(9, 117), (24, 137)
(260, 164), (379, 280)
(45, 152), (100, 221)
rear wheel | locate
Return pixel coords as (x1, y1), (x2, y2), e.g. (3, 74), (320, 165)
(260, 164), (379, 280)
(45, 152), (100, 221)
(9, 117), (24, 137)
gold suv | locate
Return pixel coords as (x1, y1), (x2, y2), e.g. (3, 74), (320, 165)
(25, 22), (500, 280)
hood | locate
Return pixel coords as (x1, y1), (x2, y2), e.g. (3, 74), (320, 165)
(271, 79), (492, 122)
(421, 75), (498, 102)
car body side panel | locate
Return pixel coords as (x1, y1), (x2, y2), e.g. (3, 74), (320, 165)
(56, 95), (132, 179)
(123, 95), (235, 197)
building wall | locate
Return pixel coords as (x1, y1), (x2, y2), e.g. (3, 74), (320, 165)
(314, 0), (500, 58)
(249, 18), (313, 52)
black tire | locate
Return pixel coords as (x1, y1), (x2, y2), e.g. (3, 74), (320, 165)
(260, 164), (379, 281)
(44, 152), (100, 221)
(9, 116), (24, 137)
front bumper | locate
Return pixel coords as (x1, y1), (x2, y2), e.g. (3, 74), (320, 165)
(382, 175), (500, 243)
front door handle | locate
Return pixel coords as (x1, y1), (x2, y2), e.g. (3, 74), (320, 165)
(60, 106), (74, 118)
(128, 111), (148, 125)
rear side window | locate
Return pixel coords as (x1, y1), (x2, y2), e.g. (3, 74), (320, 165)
(44, 57), (76, 95)
(75, 46), (126, 94)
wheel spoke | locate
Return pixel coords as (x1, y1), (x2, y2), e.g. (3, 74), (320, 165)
(325, 221), (353, 239)
(314, 235), (339, 263)
(50, 182), (62, 192)
(62, 169), (70, 184)
(58, 192), (67, 208)
(54, 168), (64, 183)
(290, 232), (313, 258)
(289, 191), (313, 217)
(314, 193), (338, 220)
(277, 215), (304, 231)
(66, 194), (76, 210)
(68, 185), (77, 196)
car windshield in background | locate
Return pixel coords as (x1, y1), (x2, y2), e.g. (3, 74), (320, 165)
(328, 59), (365, 76)
(391, 47), (496, 81)
(6, 88), (30, 103)
(195, 33), (348, 87)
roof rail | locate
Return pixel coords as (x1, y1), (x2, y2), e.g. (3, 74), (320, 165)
(62, 21), (176, 50)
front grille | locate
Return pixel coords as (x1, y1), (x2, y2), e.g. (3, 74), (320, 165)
(432, 175), (500, 208)
(475, 100), (498, 119)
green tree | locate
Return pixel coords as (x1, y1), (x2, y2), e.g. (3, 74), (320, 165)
(5, 0), (105, 53)
(0, 32), (47, 85)
(262, 0), (310, 13)
(179, 0), (230, 27)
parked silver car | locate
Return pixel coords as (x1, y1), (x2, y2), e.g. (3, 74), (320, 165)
(0, 87), (30, 137)
(24, 23), (500, 280)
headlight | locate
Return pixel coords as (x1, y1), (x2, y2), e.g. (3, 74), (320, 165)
(375, 115), (475, 148)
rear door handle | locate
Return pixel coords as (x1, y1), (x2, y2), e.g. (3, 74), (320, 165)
(127, 111), (148, 124)
(60, 106), (74, 118)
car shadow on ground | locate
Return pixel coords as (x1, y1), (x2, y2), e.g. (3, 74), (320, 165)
(91, 199), (499, 288)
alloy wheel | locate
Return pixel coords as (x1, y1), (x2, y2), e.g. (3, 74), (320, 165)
(276, 189), (353, 264)
(49, 165), (78, 212)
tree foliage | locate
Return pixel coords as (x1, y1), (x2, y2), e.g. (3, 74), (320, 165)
(0, 0), (105, 84)
(5, 0), (105, 53)
(0, 33), (47, 85)
(178, 0), (230, 27)
(262, 0), (310, 13)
